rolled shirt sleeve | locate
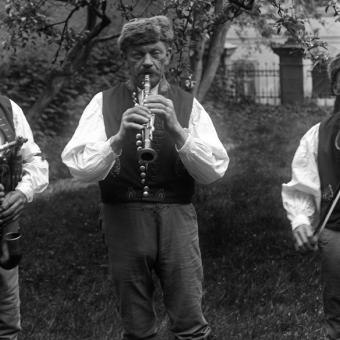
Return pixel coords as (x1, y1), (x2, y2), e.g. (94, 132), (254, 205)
(177, 99), (229, 184)
(61, 93), (119, 183)
(281, 123), (321, 230)
(10, 100), (49, 202)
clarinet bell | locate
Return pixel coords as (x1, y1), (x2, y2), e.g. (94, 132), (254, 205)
(138, 147), (157, 163)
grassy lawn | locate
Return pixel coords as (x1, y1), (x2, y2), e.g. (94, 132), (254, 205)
(17, 101), (331, 339)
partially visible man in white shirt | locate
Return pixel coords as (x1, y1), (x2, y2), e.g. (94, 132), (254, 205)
(62, 15), (229, 340)
(282, 54), (340, 339)
(0, 95), (49, 340)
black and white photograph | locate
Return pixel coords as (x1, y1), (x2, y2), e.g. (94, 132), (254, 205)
(1, 0), (340, 339)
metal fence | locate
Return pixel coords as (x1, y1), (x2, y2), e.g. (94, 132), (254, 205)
(217, 62), (334, 106)
(219, 64), (281, 105)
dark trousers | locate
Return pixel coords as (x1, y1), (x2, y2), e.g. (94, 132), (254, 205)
(0, 221), (20, 340)
(319, 228), (340, 339)
(0, 267), (20, 340)
(102, 203), (211, 340)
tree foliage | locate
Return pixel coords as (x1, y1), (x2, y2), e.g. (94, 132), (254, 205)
(4, 0), (109, 54)
(161, 0), (256, 99)
(1, 0), (340, 120)
(268, 0), (339, 59)
(2, 0), (113, 120)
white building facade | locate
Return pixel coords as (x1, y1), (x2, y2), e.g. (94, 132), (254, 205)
(223, 16), (340, 106)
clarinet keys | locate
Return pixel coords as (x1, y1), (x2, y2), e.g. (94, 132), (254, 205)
(137, 74), (157, 163)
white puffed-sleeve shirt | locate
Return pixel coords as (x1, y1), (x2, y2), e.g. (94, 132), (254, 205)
(282, 123), (321, 230)
(61, 90), (229, 185)
(4, 100), (49, 202)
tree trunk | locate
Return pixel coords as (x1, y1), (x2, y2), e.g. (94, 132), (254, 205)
(192, 34), (208, 97)
(27, 4), (111, 120)
(196, 21), (231, 102)
(28, 72), (68, 123)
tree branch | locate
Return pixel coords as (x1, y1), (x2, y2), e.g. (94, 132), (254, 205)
(52, 5), (82, 63)
(211, 0), (255, 29)
(40, 19), (69, 31)
(118, 0), (135, 20)
(93, 33), (120, 44)
(197, 21), (232, 101)
(27, 2), (111, 120)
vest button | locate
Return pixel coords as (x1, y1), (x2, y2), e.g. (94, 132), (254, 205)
(139, 165), (146, 172)
(136, 140), (143, 146)
(140, 172), (146, 178)
(143, 191), (149, 197)
(137, 146), (142, 151)
(136, 133), (142, 140)
(141, 179), (146, 184)
(143, 186), (149, 192)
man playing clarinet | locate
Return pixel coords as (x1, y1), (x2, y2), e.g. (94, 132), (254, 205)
(62, 15), (229, 340)
(0, 96), (49, 340)
(282, 53), (340, 339)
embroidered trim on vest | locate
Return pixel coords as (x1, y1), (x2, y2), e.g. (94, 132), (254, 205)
(0, 96), (22, 193)
(99, 83), (195, 203)
(0, 96), (15, 142)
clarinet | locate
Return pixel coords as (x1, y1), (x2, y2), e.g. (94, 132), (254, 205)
(136, 74), (157, 163)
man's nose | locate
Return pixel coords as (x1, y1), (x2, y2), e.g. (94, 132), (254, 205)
(142, 53), (153, 67)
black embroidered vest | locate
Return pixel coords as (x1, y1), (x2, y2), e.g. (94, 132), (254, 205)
(318, 111), (340, 230)
(99, 83), (195, 203)
(0, 96), (15, 142)
(0, 95), (22, 193)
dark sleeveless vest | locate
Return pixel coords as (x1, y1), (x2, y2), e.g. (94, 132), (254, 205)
(318, 111), (340, 230)
(0, 96), (15, 142)
(99, 83), (195, 204)
(0, 95), (21, 193)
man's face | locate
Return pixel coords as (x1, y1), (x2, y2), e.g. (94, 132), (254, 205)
(125, 41), (171, 89)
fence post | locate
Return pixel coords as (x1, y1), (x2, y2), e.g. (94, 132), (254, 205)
(272, 39), (304, 105)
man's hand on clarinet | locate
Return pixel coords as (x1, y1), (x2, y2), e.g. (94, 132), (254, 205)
(0, 185), (27, 225)
(144, 94), (188, 148)
(293, 224), (318, 252)
(110, 106), (151, 153)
